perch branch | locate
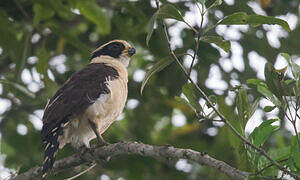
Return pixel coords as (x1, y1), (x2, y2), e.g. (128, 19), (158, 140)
(12, 142), (250, 180)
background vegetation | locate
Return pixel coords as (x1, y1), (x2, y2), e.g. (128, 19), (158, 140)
(0, 0), (299, 179)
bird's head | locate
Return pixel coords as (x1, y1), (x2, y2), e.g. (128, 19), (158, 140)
(90, 40), (136, 67)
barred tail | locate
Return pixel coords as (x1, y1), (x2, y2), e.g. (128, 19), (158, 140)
(41, 122), (65, 178)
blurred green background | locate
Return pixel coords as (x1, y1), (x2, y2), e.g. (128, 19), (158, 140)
(0, 0), (299, 179)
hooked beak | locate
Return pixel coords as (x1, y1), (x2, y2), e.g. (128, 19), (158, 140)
(128, 47), (136, 56)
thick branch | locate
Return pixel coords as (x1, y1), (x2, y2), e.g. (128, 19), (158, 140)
(13, 142), (250, 180)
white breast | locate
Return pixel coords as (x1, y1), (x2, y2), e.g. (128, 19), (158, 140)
(85, 77), (128, 134)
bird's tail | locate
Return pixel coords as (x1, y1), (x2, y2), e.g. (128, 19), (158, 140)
(41, 123), (64, 178)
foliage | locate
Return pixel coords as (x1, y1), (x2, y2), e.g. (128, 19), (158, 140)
(0, 0), (299, 179)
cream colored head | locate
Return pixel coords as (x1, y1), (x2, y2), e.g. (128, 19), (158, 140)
(90, 40), (136, 67)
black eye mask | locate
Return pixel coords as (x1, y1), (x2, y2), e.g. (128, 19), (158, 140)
(90, 42), (126, 60)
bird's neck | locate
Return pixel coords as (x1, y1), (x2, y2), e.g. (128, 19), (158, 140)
(90, 56), (128, 81)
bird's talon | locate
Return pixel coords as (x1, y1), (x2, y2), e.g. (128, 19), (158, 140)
(97, 138), (110, 147)
(77, 146), (93, 156)
(103, 142), (110, 146)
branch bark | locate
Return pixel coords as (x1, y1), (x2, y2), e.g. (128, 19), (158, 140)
(12, 142), (250, 180)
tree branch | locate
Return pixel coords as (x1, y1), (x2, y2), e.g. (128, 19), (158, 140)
(12, 142), (250, 180)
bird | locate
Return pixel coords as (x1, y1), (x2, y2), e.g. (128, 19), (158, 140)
(40, 40), (136, 178)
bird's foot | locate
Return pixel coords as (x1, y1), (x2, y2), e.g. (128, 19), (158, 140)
(77, 145), (92, 155)
(78, 145), (86, 154)
(89, 141), (110, 162)
(75, 145), (96, 163)
(96, 136), (110, 147)
(88, 145), (111, 163)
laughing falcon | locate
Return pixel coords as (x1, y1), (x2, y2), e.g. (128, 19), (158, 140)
(41, 40), (136, 177)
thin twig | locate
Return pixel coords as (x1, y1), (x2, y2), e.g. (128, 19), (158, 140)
(293, 94), (300, 149)
(283, 96), (300, 149)
(284, 96), (294, 123)
(255, 158), (289, 176)
(64, 163), (97, 180)
(253, 175), (282, 180)
(182, 53), (194, 59)
(184, 21), (198, 33)
(13, 0), (30, 18)
(157, 2), (299, 178)
(296, 96), (300, 120)
(188, 3), (204, 76)
(195, 1), (202, 14)
(293, 121), (300, 149)
(188, 33), (201, 76)
(15, 32), (31, 80)
(205, 119), (223, 122)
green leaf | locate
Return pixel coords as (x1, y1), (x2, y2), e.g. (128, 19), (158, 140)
(200, 36), (231, 53)
(257, 82), (281, 107)
(182, 83), (203, 112)
(76, 0), (110, 34)
(249, 98), (260, 120)
(263, 106), (276, 112)
(290, 134), (300, 170)
(269, 147), (290, 161)
(0, 10), (21, 59)
(246, 78), (264, 86)
(0, 79), (35, 98)
(208, 0), (222, 10)
(280, 53), (290, 62)
(264, 62), (284, 100)
(254, 147), (290, 175)
(219, 12), (291, 32)
(290, 62), (300, 80)
(236, 88), (250, 130)
(281, 53), (300, 80)
(157, 4), (184, 22)
(247, 15), (290, 32)
(36, 48), (50, 77)
(146, 13), (157, 46)
(249, 119), (279, 146)
(36, 48), (55, 87)
(175, 96), (195, 111)
(285, 79), (295, 85)
(15, 31), (31, 80)
(219, 12), (248, 25)
(1, 139), (16, 159)
(257, 82), (273, 97)
(217, 98), (248, 169)
(247, 150), (260, 171)
(175, 96), (189, 105)
(33, 3), (55, 25)
(141, 58), (174, 94)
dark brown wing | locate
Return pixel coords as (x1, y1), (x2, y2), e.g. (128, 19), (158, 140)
(41, 63), (119, 176)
